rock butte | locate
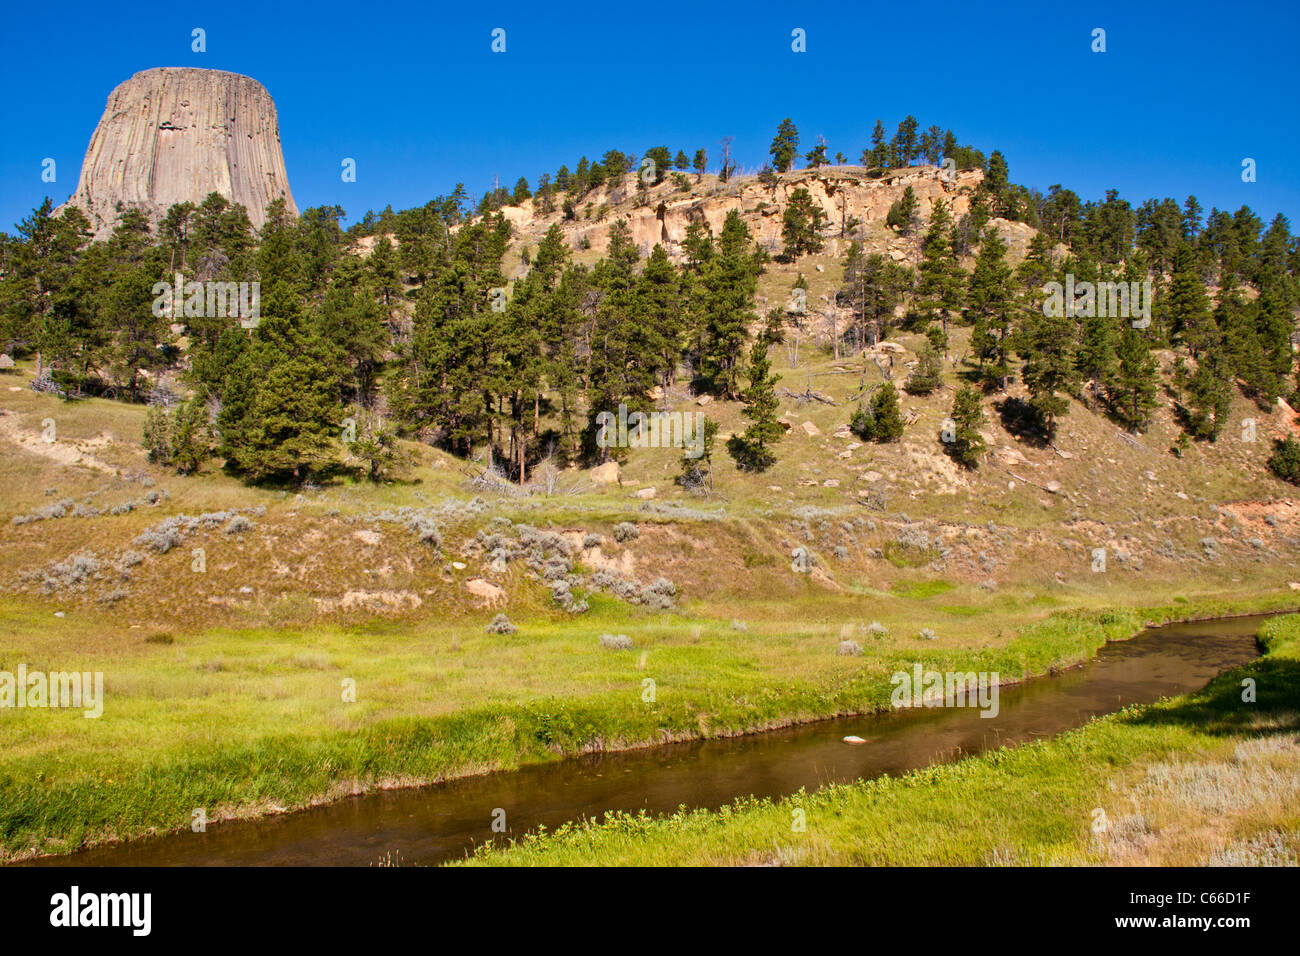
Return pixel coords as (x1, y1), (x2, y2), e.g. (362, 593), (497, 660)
(63, 67), (297, 240)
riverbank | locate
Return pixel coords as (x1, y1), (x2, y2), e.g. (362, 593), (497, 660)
(461, 613), (1300, 866)
(2, 589), (1294, 863)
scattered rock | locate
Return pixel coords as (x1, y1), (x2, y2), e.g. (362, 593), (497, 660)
(465, 577), (507, 608)
(590, 461), (621, 484)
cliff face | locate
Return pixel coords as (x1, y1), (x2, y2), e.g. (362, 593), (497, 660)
(494, 165), (1021, 264)
(64, 67), (296, 240)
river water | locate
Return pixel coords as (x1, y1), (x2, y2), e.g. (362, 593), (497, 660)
(32, 613), (1269, 866)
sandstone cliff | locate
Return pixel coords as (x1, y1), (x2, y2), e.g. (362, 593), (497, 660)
(497, 165), (989, 259)
(64, 67), (297, 240)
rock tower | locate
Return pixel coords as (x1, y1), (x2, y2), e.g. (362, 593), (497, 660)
(64, 67), (296, 239)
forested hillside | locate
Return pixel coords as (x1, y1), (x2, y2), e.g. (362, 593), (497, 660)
(2, 114), (1297, 489)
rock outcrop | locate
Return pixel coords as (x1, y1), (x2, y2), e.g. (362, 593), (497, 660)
(498, 165), (987, 259)
(63, 67), (296, 240)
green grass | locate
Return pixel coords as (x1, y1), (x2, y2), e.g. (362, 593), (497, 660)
(0, 590), (1292, 861)
(891, 579), (956, 599)
(461, 614), (1300, 866)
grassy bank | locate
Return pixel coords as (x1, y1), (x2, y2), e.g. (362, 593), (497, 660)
(461, 613), (1300, 866)
(1, 589), (1293, 862)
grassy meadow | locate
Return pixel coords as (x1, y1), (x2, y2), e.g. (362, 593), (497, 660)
(1, 332), (1297, 862)
(461, 613), (1300, 866)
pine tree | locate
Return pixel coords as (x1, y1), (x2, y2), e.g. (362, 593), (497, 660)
(678, 417), (719, 495)
(904, 343), (943, 395)
(1107, 326), (1158, 432)
(805, 137), (828, 169)
(912, 198), (963, 331)
(769, 118), (800, 173)
(779, 188), (827, 261)
(170, 394), (210, 475)
(865, 120), (888, 169)
(1268, 437), (1300, 485)
(1075, 309), (1119, 409)
(729, 337), (783, 470)
(218, 281), (343, 482)
(1183, 343), (1234, 440)
(1218, 279), (1277, 402)
(143, 405), (172, 465)
(1166, 244), (1215, 356)
(946, 385), (986, 467)
(638, 244), (682, 385)
(1018, 306), (1077, 439)
(966, 227), (1015, 387)
(892, 115), (920, 165)
(886, 186), (920, 236)
(701, 211), (759, 398)
(838, 244), (910, 348)
(869, 380), (904, 441)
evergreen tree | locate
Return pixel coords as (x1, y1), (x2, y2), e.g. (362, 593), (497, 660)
(1183, 342), (1234, 440)
(912, 198), (964, 331)
(678, 417), (719, 495)
(805, 137), (828, 169)
(1017, 306), (1077, 439)
(904, 343), (943, 395)
(864, 119), (888, 169)
(218, 280), (343, 482)
(869, 380), (904, 441)
(1107, 326), (1159, 432)
(170, 394), (210, 475)
(729, 337), (783, 470)
(779, 187), (827, 260)
(701, 211), (760, 398)
(1166, 244), (1215, 356)
(1075, 308), (1119, 409)
(692, 148), (708, 181)
(965, 227), (1015, 387)
(838, 244), (910, 347)
(891, 115), (920, 165)
(769, 118), (800, 173)
(946, 385), (986, 467)
(885, 186), (920, 236)
(642, 146), (671, 185)
(1268, 436), (1300, 485)
(143, 405), (172, 465)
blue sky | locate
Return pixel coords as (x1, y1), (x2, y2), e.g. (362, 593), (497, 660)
(1, 0), (1297, 234)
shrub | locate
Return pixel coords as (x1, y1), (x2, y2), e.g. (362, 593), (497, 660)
(598, 633), (633, 650)
(612, 522), (639, 542)
(486, 614), (517, 635)
(1268, 437), (1300, 485)
(837, 640), (863, 656)
(904, 344), (943, 395)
